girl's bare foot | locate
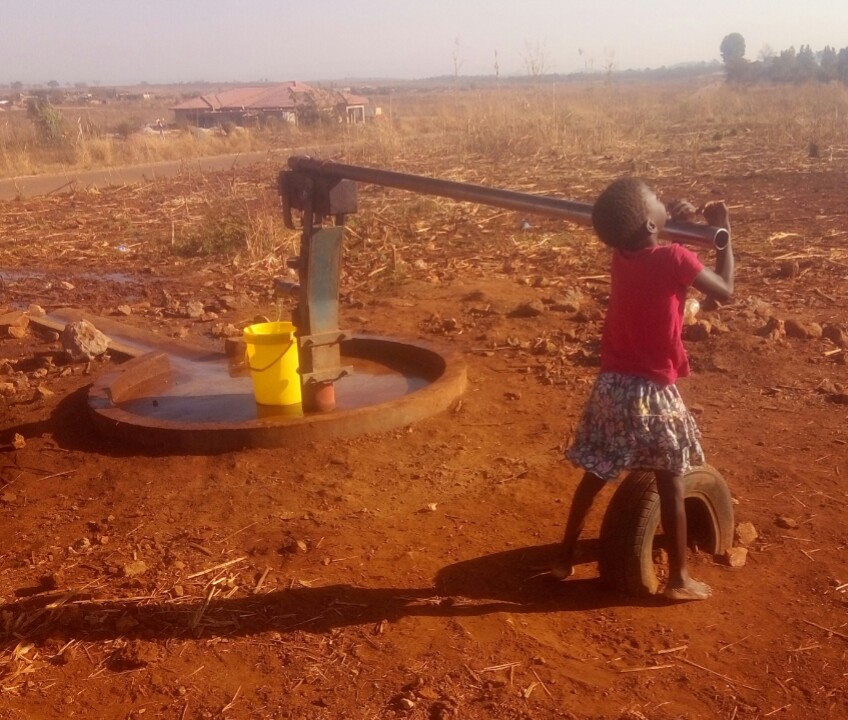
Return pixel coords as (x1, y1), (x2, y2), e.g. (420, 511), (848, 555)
(663, 578), (712, 601)
(550, 561), (575, 580)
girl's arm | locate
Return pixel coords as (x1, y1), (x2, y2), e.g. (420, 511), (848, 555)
(691, 202), (734, 302)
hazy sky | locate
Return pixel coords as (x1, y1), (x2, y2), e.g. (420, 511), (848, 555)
(3, 0), (847, 86)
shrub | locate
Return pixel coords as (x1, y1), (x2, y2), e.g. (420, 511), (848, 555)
(26, 98), (65, 146)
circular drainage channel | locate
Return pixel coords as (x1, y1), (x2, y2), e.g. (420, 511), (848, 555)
(88, 335), (466, 453)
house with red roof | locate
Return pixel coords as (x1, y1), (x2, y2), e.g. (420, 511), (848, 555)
(171, 82), (369, 128)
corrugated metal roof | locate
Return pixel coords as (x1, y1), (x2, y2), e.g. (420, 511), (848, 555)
(172, 82), (368, 112)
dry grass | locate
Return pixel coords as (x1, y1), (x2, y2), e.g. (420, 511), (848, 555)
(4, 80), (848, 181)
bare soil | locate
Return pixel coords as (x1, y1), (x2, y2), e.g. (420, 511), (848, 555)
(1, 127), (847, 720)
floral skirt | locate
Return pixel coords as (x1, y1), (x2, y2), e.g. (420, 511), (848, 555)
(566, 372), (705, 482)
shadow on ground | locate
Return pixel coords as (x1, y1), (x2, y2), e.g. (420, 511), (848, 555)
(2, 543), (667, 651)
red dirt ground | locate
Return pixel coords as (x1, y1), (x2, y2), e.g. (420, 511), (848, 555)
(1, 132), (847, 720)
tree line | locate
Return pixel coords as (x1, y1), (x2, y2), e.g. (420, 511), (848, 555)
(720, 32), (848, 84)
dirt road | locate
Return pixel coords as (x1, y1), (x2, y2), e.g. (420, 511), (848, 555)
(0, 147), (332, 200)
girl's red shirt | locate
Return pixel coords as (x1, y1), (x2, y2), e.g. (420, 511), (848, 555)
(600, 244), (704, 386)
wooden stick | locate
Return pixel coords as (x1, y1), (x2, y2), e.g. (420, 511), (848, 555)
(802, 619), (848, 641)
(531, 669), (555, 699)
(221, 686), (241, 713)
(253, 567), (271, 593)
(619, 664), (674, 673)
(719, 635), (752, 652)
(186, 556), (246, 579)
(764, 704), (791, 717)
(481, 661), (520, 672)
(676, 656), (758, 691)
(656, 644), (688, 655)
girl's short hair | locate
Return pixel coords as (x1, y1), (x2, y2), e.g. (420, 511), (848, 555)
(591, 177), (650, 249)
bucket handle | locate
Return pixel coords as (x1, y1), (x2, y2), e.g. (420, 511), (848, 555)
(245, 340), (295, 373)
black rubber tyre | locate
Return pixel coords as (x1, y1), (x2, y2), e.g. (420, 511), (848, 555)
(598, 465), (734, 596)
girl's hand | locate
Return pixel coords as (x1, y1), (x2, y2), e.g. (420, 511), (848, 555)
(701, 201), (730, 229)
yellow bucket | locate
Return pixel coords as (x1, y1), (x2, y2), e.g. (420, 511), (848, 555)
(243, 322), (301, 406)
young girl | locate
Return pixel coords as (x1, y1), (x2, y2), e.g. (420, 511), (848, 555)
(553, 177), (734, 601)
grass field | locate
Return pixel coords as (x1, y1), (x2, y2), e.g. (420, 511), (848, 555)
(4, 79), (848, 180)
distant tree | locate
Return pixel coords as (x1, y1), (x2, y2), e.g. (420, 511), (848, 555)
(820, 46), (838, 81)
(720, 33), (747, 82)
(837, 47), (848, 84)
(47, 80), (60, 88)
(796, 44), (817, 81)
(11, 81), (23, 91)
(771, 46), (797, 82)
(720, 33), (746, 63)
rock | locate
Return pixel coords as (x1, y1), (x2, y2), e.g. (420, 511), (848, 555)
(53, 645), (76, 665)
(0, 310), (30, 333)
(822, 324), (846, 347)
(27, 304), (46, 318)
(398, 698), (415, 710)
(575, 306), (604, 322)
(217, 295), (244, 311)
(710, 318), (731, 334)
(549, 288), (584, 313)
(685, 320), (712, 341)
(61, 320), (109, 361)
(755, 317), (784, 340)
(738, 298), (774, 321)
(778, 260), (800, 279)
(212, 323), (241, 339)
(816, 379), (842, 395)
(122, 560), (149, 578)
(1, 491), (17, 504)
(115, 639), (160, 667)
(36, 386), (55, 398)
(59, 281), (75, 291)
(74, 538), (91, 553)
(185, 300), (205, 319)
(116, 305), (132, 316)
(12, 433), (25, 449)
(735, 521), (759, 546)
(725, 547), (748, 567)
(0, 382), (15, 397)
(509, 300), (545, 318)
(784, 318), (821, 339)
(7, 326), (28, 339)
(776, 515), (798, 529)
(41, 330), (60, 343)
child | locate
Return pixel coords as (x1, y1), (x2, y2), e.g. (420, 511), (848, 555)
(553, 177), (734, 601)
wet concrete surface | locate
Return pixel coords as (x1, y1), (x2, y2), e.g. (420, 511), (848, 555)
(119, 355), (429, 424)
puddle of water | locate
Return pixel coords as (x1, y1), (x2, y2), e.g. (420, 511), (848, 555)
(118, 355), (429, 424)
